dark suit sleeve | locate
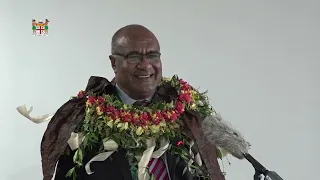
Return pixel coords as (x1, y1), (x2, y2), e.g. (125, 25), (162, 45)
(54, 149), (84, 180)
(83, 149), (132, 180)
(54, 148), (132, 180)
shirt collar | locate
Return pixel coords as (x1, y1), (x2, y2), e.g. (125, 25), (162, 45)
(115, 84), (153, 105)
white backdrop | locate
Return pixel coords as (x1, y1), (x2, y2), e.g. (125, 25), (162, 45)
(1, 0), (319, 180)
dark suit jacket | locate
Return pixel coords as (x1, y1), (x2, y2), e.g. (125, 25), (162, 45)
(54, 146), (198, 180)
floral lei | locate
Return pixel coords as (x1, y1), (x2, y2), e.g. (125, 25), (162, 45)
(65, 75), (223, 179)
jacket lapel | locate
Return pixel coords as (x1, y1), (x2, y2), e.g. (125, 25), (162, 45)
(113, 149), (133, 180)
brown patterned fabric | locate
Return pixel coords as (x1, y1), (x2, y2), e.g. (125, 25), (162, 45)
(41, 76), (114, 180)
(182, 112), (225, 180)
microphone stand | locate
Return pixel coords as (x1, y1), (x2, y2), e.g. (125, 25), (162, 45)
(244, 154), (284, 180)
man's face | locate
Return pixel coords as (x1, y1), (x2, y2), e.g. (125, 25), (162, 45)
(110, 31), (162, 100)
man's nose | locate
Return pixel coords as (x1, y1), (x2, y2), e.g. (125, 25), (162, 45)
(136, 58), (152, 69)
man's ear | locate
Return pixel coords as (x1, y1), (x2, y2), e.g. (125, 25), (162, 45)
(109, 55), (117, 72)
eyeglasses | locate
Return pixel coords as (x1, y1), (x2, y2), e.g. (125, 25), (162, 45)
(113, 52), (161, 64)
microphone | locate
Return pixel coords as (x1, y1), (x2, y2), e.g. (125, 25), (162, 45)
(201, 114), (284, 180)
(244, 153), (283, 180)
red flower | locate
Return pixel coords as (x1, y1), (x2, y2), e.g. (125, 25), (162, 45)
(179, 93), (192, 103)
(132, 116), (139, 125)
(105, 106), (116, 113)
(121, 112), (132, 122)
(177, 140), (183, 147)
(104, 106), (119, 120)
(175, 101), (184, 114)
(97, 96), (104, 104)
(162, 111), (170, 122)
(181, 83), (191, 91)
(77, 90), (86, 98)
(140, 112), (149, 122)
(153, 111), (162, 125)
(114, 111), (120, 120)
(87, 96), (96, 106)
(155, 111), (162, 118)
(170, 111), (178, 121)
(179, 79), (191, 91)
(135, 112), (149, 126)
(179, 79), (186, 85)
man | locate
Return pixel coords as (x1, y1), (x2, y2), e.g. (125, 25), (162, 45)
(44, 19), (49, 35)
(38, 24), (232, 180)
(32, 19), (37, 35)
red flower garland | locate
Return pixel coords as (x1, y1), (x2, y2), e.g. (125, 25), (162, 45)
(77, 78), (194, 127)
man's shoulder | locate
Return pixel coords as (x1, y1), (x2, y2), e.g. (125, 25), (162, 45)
(84, 76), (114, 92)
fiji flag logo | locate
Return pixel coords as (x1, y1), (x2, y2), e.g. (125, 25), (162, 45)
(32, 19), (49, 36)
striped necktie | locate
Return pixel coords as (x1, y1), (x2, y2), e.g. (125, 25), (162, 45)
(148, 158), (169, 180)
(133, 100), (169, 180)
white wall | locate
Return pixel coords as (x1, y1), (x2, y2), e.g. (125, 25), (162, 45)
(1, 0), (319, 179)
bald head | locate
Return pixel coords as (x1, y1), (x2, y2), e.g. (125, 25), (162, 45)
(111, 24), (160, 54)
(109, 24), (162, 100)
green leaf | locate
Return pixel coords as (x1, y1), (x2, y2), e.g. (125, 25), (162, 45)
(73, 149), (83, 166)
(83, 135), (88, 147)
(91, 133), (98, 141)
(150, 175), (155, 180)
(73, 149), (79, 163)
(66, 167), (75, 177)
(157, 103), (166, 110)
(79, 148), (83, 162)
(167, 101), (174, 108)
(216, 149), (223, 159)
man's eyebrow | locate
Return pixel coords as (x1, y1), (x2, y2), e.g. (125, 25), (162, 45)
(126, 51), (160, 55)
(147, 51), (161, 54)
(126, 51), (140, 55)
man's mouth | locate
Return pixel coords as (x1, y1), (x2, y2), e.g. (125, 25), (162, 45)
(134, 74), (154, 79)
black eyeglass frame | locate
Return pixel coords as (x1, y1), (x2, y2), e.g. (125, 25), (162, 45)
(112, 51), (161, 63)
